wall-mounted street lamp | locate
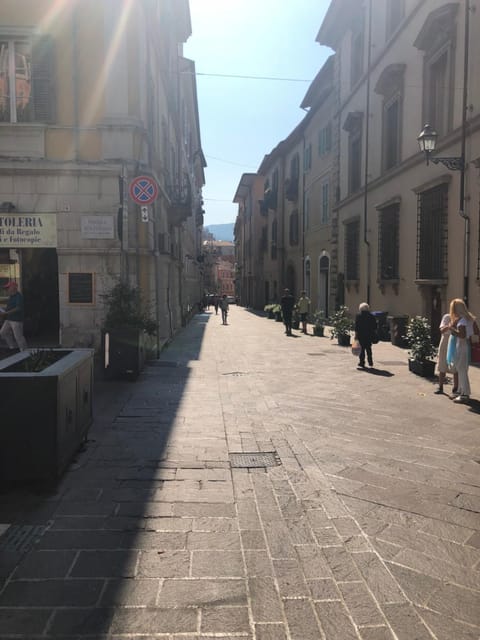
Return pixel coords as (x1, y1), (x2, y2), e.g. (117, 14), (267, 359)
(417, 124), (464, 171)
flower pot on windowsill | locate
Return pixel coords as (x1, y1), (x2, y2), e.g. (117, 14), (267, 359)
(408, 358), (436, 378)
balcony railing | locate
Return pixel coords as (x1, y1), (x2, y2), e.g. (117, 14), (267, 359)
(166, 178), (192, 226)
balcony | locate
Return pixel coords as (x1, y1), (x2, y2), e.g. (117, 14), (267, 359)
(166, 179), (192, 226)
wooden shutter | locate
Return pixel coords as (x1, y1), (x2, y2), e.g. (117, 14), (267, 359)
(31, 36), (55, 123)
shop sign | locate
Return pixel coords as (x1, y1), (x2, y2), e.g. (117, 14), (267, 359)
(0, 214), (57, 248)
(81, 215), (115, 239)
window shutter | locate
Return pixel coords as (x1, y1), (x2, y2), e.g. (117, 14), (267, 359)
(32, 36), (56, 123)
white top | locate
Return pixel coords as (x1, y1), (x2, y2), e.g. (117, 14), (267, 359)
(439, 313), (450, 330)
(458, 316), (474, 338)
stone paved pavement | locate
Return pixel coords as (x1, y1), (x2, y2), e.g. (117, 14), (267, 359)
(0, 306), (479, 639)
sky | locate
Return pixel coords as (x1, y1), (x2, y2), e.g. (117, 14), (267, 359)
(184, 0), (333, 228)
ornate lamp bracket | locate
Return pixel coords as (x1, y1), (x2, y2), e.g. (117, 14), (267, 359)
(430, 156), (463, 171)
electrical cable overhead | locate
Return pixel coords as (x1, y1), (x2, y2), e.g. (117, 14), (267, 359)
(187, 71), (312, 83)
(205, 154), (257, 169)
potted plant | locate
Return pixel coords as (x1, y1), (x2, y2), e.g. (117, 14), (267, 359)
(0, 348), (94, 484)
(312, 310), (326, 337)
(264, 304), (275, 319)
(405, 316), (437, 377)
(329, 305), (354, 346)
(101, 281), (157, 381)
(272, 303), (283, 322)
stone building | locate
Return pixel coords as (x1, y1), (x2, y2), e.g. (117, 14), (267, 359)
(0, 0), (205, 350)
(234, 0), (480, 333)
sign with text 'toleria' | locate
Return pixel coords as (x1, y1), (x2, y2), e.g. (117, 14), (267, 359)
(0, 213), (57, 248)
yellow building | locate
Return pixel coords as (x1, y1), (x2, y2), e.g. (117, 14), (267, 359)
(0, 0), (205, 349)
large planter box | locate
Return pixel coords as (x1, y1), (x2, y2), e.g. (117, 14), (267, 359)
(408, 358), (436, 378)
(102, 327), (147, 381)
(0, 349), (94, 484)
(337, 333), (351, 346)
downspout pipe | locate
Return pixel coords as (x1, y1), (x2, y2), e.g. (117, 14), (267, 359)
(363, 0), (373, 305)
(460, 0), (470, 306)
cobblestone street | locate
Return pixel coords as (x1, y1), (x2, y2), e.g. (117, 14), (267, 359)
(0, 305), (479, 639)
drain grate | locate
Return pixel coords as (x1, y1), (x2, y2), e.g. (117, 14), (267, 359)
(222, 371), (248, 377)
(229, 452), (280, 468)
(0, 524), (49, 553)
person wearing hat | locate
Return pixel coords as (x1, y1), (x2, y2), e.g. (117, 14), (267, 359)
(0, 281), (27, 351)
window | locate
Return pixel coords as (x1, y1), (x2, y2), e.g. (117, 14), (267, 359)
(345, 219), (360, 281)
(375, 64), (405, 172)
(350, 11), (365, 88)
(321, 182), (329, 224)
(0, 36), (54, 123)
(378, 204), (399, 280)
(414, 4), (458, 138)
(289, 210), (299, 246)
(271, 220), (277, 259)
(386, 0), (405, 40)
(318, 123), (332, 156)
(304, 143), (312, 173)
(417, 185), (448, 280)
(286, 153), (300, 201)
(304, 194), (310, 231)
(344, 111), (363, 194)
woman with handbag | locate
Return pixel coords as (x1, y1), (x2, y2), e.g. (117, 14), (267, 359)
(354, 302), (377, 368)
(448, 298), (476, 403)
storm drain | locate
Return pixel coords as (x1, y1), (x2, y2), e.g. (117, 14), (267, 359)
(0, 524), (49, 553)
(229, 452), (280, 468)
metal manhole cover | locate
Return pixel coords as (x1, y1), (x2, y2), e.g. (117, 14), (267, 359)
(0, 524), (49, 553)
(229, 452), (280, 468)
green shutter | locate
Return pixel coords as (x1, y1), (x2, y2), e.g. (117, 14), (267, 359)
(32, 35), (55, 123)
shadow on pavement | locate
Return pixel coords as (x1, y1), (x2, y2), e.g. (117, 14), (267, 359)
(357, 366), (394, 377)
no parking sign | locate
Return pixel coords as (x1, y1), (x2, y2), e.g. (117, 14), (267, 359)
(129, 175), (159, 205)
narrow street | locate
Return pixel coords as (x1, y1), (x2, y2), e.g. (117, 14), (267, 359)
(1, 305), (479, 639)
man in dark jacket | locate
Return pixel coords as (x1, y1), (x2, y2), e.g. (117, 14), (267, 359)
(0, 281), (27, 351)
(281, 288), (295, 336)
(355, 302), (377, 368)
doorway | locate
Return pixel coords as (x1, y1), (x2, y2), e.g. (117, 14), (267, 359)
(22, 248), (60, 344)
(318, 255), (330, 316)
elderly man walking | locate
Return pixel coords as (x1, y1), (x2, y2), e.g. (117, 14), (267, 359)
(0, 281), (28, 351)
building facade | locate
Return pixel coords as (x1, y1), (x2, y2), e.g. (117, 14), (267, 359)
(0, 0), (205, 350)
(234, 0), (480, 333)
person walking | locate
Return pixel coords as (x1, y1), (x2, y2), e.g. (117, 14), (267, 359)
(280, 288), (295, 336)
(354, 302), (377, 368)
(0, 281), (28, 351)
(220, 294), (229, 325)
(213, 295), (219, 316)
(447, 298), (476, 403)
(297, 290), (311, 334)
(435, 312), (458, 395)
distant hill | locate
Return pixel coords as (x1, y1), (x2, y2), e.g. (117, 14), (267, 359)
(205, 223), (234, 242)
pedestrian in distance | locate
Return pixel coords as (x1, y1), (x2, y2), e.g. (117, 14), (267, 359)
(297, 290), (311, 334)
(447, 298), (476, 403)
(213, 295), (219, 315)
(0, 281), (28, 351)
(280, 288), (295, 336)
(434, 312), (458, 395)
(220, 294), (229, 325)
(354, 302), (377, 368)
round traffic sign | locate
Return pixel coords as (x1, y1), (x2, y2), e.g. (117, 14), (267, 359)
(129, 175), (159, 205)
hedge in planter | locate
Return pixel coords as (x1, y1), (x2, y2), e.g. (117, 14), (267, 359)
(329, 306), (354, 346)
(101, 281), (156, 380)
(405, 316), (437, 378)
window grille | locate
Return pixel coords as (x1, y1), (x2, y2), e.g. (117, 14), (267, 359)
(345, 219), (360, 280)
(378, 204), (399, 280)
(416, 185), (448, 280)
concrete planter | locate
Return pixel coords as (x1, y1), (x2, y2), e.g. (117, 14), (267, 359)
(101, 327), (147, 381)
(313, 326), (325, 337)
(337, 333), (351, 346)
(0, 349), (94, 484)
(408, 358), (436, 378)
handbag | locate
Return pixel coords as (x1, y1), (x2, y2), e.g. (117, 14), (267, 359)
(351, 339), (361, 357)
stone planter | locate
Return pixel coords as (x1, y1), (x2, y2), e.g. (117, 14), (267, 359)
(0, 349), (94, 484)
(408, 358), (436, 378)
(102, 327), (147, 381)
